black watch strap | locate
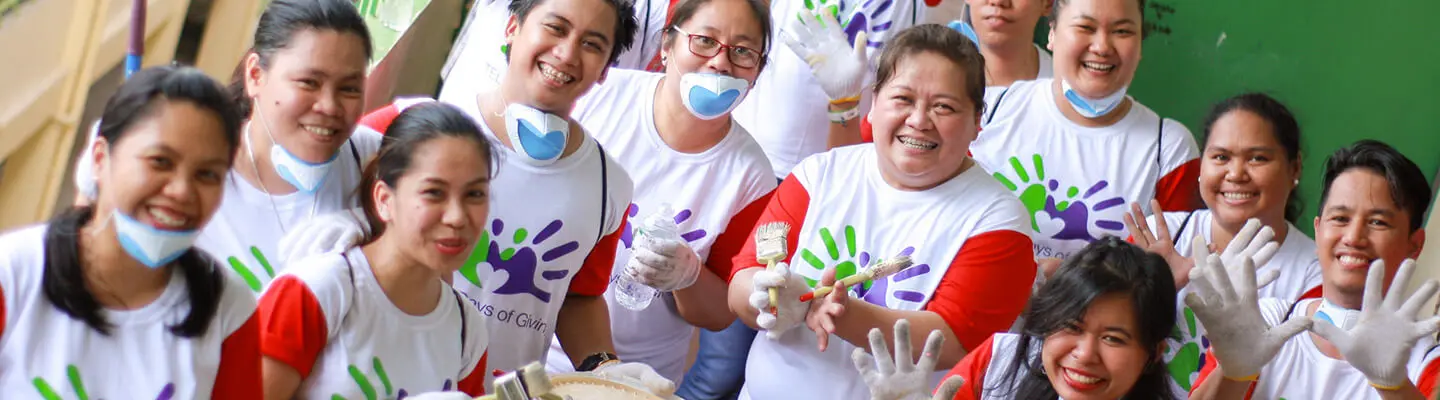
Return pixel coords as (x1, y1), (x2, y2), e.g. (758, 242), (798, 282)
(576, 352), (620, 372)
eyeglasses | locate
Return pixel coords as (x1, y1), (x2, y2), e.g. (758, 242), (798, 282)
(671, 27), (764, 69)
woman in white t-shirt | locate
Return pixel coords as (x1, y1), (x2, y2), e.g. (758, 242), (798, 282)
(259, 102), (491, 399)
(971, 0), (1202, 273)
(1122, 92), (1322, 396)
(75, 0), (383, 296)
(727, 24), (1037, 400)
(0, 66), (259, 398)
(940, 237), (1178, 400)
(540, 0), (778, 385)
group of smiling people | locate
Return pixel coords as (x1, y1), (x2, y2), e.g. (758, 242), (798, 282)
(0, 0), (1435, 399)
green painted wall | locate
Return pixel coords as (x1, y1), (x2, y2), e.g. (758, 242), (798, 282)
(1116, 0), (1440, 235)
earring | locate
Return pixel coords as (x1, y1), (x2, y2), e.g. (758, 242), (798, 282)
(1293, 179), (1300, 187)
(500, 43), (511, 56)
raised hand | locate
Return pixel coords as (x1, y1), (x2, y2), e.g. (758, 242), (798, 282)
(1310, 259), (1440, 390)
(780, 9), (868, 102)
(1185, 254), (1312, 380)
(852, 319), (948, 400)
(1122, 200), (1193, 285)
(1191, 218), (1282, 290)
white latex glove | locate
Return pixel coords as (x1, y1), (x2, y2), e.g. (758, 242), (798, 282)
(1191, 218), (1282, 289)
(277, 207), (368, 265)
(781, 10), (869, 101)
(626, 236), (702, 291)
(1310, 259), (1440, 389)
(853, 319), (949, 400)
(748, 262), (813, 340)
(401, 392), (474, 400)
(594, 361), (677, 397)
(1185, 254), (1312, 380)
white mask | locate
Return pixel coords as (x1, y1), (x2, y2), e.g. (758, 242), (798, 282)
(1060, 79), (1128, 118)
(679, 73), (750, 120)
(504, 103), (570, 166)
(113, 211), (200, 268)
(1315, 298), (1361, 331)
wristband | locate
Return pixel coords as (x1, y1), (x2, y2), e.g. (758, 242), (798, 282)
(576, 352), (620, 371)
(1222, 373), (1259, 382)
(829, 94), (861, 105)
(1368, 381), (1404, 391)
(829, 107), (860, 123)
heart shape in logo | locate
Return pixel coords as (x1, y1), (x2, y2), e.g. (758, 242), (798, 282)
(516, 119), (566, 160)
(688, 86), (742, 117)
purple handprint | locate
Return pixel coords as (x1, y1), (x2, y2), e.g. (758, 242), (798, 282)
(487, 219), (580, 303)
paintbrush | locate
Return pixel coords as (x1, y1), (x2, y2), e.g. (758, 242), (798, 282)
(754, 222), (791, 314)
(799, 255), (914, 302)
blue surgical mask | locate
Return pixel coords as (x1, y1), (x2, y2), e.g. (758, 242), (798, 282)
(946, 20), (980, 48)
(113, 211), (201, 268)
(270, 142), (339, 193)
(1315, 298), (1361, 331)
(1060, 79), (1129, 118)
(504, 103), (570, 166)
(678, 73), (750, 120)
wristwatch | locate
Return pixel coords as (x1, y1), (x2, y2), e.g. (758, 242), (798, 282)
(576, 352), (621, 372)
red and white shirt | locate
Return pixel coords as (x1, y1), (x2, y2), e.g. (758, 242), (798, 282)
(972, 78), (1202, 261)
(941, 333), (1043, 400)
(0, 225), (261, 399)
(1148, 210), (1322, 396)
(540, 69), (777, 381)
(1192, 298), (1440, 400)
(732, 145), (1037, 400)
(359, 99), (634, 383)
(258, 247), (488, 398)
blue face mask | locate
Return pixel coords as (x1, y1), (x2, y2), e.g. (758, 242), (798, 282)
(946, 20), (981, 48)
(270, 142), (339, 194)
(504, 103), (571, 166)
(113, 211), (201, 268)
(1315, 298), (1360, 331)
(678, 73), (750, 120)
(1061, 79), (1129, 118)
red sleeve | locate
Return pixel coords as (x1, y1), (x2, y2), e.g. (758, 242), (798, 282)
(258, 275), (329, 379)
(925, 230), (1036, 351)
(358, 104), (404, 134)
(1420, 357), (1440, 397)
(728, 175), (811, 281)
(458, 352), (488, 396)
(1190, 347), (1257, 399)
(860, 115), (874, 143)
(569, 213), (631, 296)
(941, 335), (996, 400)
(1155, 159), (1202, 212)
(705, 191), (775, 283)
(212, 313), (262, 399)
(1298, 285), (1323, 300)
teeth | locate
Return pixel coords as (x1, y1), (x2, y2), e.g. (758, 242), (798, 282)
(304, 126), (336, 137)
(538, 63), (575, 84)
(147, 207), (187, 228)
(1083, 62), (1116, 72)
(898, 136), (938, 150)
(1339, 255), (1369, 265)
(1065, 368), (1102, 385)
(1222, 192), (1256, 200)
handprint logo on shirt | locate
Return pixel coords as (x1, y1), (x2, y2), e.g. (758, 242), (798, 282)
(460, 219), (579, 303)
(227, 246), (276, 292)
(797, 226), (932, 306)
(992, 154), (1127, 245)
(33, 365), (177, 400)
(1164, 306), (1209, 392)
(334, 357), (455, 400)
(619, 203), (709, 249)
(803, 0), (897, 49)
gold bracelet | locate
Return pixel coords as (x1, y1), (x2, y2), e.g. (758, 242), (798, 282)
(829, 94), (861, 105)
(1368, 381), (1404, 391)
(1223, 374), (1260, 382)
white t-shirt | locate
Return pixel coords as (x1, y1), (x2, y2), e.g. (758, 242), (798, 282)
(539, 69), (777, 382)
(739, 145), (1037, 400)
(945, 333), (1042, 400)
(1149, 210), (1322, 396)
(437, 0), (670, 107)
(70, 125), (383, 296)
(0, 224), (260, 399)
(258, 247), (489, 398)
(981, 43), (1054, 108)
(1195, 298), (1440, 400)
(973, 78), (1201, 261)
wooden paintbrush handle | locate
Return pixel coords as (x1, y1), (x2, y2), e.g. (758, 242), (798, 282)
(766, 260), (779, 314)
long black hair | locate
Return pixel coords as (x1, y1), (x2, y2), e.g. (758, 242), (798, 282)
(45, 65), (242, 337)
(358, 102), (493, 242)
(227, 0), (373, 117)
(991, 237), (1178, 400)
(1202, 92), (1304, 223)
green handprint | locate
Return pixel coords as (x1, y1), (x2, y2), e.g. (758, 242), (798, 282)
(992, 154), (1052, 233)
(801, 0), (849, 28)
(33, 365), (89, 400)
(1166, 307), (1203, 391)
(334, 357), (395, 400)
(798, 226), (872, 289)
(228, 246), (277, 292)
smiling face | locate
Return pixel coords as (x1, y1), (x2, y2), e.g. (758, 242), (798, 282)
(1046, 0), (1142, 99)
(661, 0), (765, 89)
(502, 0), (619, 114)
(244, 29), (369, 163)
(374, 137), (492, 274)
(967, 0), (1052, 48)
(1314, 169), (1425, 300)
(1041, 292), (1153, 400)
(92, 100), (233, 233)
(870, 51), (981, 190)
(1200, 109), (1301, 231)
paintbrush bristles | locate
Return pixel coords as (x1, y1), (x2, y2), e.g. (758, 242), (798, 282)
(863, 255), (914, 279)
(754, 222), (791, 263)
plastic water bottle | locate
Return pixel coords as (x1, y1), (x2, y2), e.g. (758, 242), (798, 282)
(615, 204), (682, 311)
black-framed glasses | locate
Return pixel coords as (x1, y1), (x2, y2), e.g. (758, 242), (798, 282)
(672, 27), (763, 69)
